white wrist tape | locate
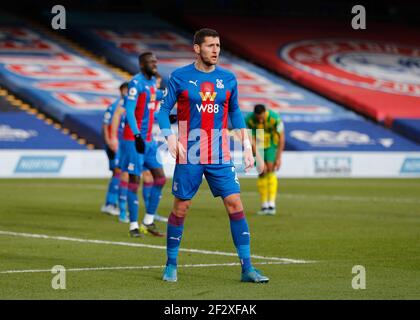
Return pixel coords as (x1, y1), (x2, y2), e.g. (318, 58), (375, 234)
(244, 139), (252, 150)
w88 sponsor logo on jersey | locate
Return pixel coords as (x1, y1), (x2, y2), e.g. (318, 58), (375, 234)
(195, 103), (220, 113)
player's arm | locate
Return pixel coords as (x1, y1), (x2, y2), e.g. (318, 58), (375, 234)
(228, 77), (254, 172)
(102, 106), (113, 148)
(156, 88), (166, 101)
(109, 104), (125, 152)
(157, 74), (184, 159)
(103, 124), (110, 146)
(124, 81), (145, 153)
(274, 120), (285, 171)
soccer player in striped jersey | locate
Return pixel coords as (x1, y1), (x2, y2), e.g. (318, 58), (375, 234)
(246, 104), (285, 215)
(158, 28), (269, 283)
(110, 52), (166, 238)
(101, 82), (128, 217)
(141, 74), (169, 223)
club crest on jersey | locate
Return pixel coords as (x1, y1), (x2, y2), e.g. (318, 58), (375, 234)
(216, 79), (224, 89)
(128, 87), (137, 100)
(104, 111), (111, 120)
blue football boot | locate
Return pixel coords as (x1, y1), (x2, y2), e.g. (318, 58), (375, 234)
(163, 264), (177, 282)
(241, 267), (269, 283)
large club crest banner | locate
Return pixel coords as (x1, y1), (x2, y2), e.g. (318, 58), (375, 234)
(184, 16), (420, 126)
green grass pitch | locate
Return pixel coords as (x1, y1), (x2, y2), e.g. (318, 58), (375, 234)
(0, 178), (419, 299)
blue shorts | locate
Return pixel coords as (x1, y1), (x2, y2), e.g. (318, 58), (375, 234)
(119, 140), (162, 176)
(105, 146), (120, 171)
(143, 140), (163, 171)
(172, 164), (240, 200)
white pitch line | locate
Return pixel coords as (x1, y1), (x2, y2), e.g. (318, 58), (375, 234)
(0, 230), (312, 264)
(0, 261), (293, 275)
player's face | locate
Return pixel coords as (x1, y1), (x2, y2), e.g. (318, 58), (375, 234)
(142, 54), (158, 77)
(195, 36), (220, 66)
(120, 87), (128, 97)
(255, 112), (266, 124)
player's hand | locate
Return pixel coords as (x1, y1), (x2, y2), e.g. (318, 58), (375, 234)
(109, 138), (119, 153)
(243, 148), (255, 172)
(167, 134), (177, 158)
(274, 157), (282, 171)
(169, 114), (178, 124)
(134, 134), (145, 154)
(167, 134), (186, 160)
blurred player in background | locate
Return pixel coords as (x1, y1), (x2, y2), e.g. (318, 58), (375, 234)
(246, 104), (285, 215)
(101, 82), (128, 217)
(158, 28), (269, 283)
(110, 52), (166, 238)
(108, 109), (131, 224)
(141, 74), (168, 223)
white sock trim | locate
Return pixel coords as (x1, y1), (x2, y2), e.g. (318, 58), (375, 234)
(143, 213), (154, 225)
(129, 222), (139, 230)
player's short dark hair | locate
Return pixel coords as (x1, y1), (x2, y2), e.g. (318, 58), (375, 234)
(254, 104), (266, 115)
(119, 82), (129, 91)
(193, 28), (219, 45)
(138, 52), (154, 64)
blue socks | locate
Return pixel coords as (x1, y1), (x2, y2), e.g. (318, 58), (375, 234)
(166, 212), (185, 266)
(146, 176), (166, 215)
(229, 211), (252, 273)
(142, 181), (153, 209)
(119, 180), (128, 219)
(164, 210), (252, 273)
(127, 182), (139, 223)
(105, 172), (120, 206)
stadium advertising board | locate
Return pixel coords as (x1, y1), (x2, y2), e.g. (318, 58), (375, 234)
(14, 156), (65, 173)
(1, 150), (419, 178)
(400, 158), (420, 174)
(0, 150), (108, 178)
(284, 119), (420, 151)
(314, 156), (352, 176)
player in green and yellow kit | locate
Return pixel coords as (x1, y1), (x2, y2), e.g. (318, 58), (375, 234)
(246, 104), (285, 215)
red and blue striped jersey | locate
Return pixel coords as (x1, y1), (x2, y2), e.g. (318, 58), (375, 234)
(159, 63), (245, 164)
(103, 97), (125, 140)
(122, 73), (162, 142)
